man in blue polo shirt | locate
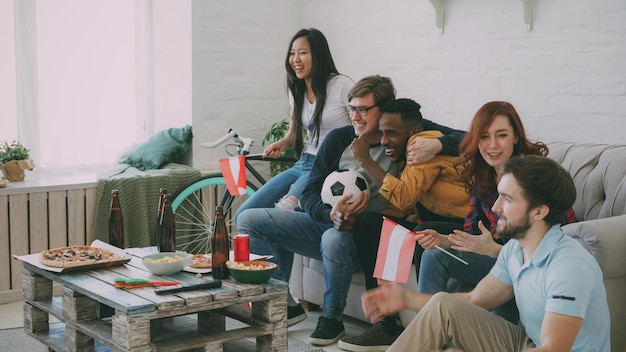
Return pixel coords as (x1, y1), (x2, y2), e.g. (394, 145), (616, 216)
(361, 155), (610, 352)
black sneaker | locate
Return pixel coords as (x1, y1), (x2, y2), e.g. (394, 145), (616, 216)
(308, 316), (345, 346)
(338, 322), (399, 351)
(287, 304), (307, 326)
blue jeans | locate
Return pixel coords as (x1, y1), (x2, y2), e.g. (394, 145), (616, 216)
(418, 249), (520, 323)
(234, 153), (315, 222)
(236, 208), (359, 320)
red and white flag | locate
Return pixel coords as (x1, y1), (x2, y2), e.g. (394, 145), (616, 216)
(373, 217), (417, 283)
(219, 156), (247, 196)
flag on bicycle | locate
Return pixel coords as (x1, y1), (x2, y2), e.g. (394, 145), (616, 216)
(219, 156), (247, 196)
(373, 217), (416, 283)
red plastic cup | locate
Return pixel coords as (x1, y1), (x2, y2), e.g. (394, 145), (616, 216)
(233, 234), (250, 261)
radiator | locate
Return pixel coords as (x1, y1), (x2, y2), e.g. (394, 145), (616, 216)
(0, 186), (98, 303)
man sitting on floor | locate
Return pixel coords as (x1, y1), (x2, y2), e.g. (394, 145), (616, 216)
(361, 155), (610, 352)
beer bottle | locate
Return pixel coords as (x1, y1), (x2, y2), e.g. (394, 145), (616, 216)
(157, 193), (176, 252)
(155, 187), (167, 243)
(211, 206), (230, 279)
(108, 189), (124, 248)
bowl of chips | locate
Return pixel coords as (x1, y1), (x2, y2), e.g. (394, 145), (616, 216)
(226, 260), (277, 284)
(142, 252), (192, 275)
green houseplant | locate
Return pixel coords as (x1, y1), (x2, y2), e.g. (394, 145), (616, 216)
(262, 119), (298, 177)
(0, 140), (34, 181)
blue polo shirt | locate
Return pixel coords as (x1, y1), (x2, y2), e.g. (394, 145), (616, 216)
(491, 224), (610, 352)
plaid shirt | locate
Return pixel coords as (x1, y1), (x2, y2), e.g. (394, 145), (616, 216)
(463, 192), (578, 245)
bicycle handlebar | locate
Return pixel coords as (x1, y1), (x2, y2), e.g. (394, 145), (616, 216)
(199, 129), (297, 162)
(200, 129), (236, 148)
(246, 153), (298, 163)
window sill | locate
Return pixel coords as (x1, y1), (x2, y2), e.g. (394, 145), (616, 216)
(0, 163), (114, 195)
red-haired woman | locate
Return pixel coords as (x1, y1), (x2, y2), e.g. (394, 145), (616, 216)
(414, 101), (577, 323)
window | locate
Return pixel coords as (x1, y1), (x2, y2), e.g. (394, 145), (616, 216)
(3, 0), (191, 169)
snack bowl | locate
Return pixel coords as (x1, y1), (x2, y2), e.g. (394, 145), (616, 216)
(226, 260), (277, 284)
(142, 252), (192, 275)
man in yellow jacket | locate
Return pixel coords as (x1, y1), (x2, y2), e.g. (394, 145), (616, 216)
(378, 128), (467, 218)
(338, 98), (469, 351)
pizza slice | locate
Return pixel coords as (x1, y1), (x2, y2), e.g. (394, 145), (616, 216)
(189, 254), (212, 268)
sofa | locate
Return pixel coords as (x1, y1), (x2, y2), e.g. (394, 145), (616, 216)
(289, 141), (626, 352)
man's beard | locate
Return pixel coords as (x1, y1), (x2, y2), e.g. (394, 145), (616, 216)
(497, 214), (532, 240)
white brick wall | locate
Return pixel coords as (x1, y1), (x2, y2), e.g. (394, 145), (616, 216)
(192, 0), (626, 170)
(191, 1), (299, 171)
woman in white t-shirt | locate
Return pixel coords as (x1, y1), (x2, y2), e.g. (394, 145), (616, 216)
(235, 28), (353, 220)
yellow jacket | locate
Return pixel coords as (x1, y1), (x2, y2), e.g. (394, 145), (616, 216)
(379, 131), (469, 220)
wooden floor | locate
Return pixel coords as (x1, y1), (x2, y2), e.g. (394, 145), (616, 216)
(0, 300), (371, 351)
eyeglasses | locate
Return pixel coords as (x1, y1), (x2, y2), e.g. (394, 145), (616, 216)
(346, 104), (377, 117)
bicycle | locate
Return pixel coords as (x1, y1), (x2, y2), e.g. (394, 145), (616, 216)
(171, 129), (297, 254)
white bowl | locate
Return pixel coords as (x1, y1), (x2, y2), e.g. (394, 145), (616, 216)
(142, 252), (192, 275)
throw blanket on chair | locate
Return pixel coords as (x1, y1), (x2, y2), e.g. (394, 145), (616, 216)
(94, 163), (201, 248)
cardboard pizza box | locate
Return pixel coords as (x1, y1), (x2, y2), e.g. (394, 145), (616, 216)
(13, 240), (132, 273)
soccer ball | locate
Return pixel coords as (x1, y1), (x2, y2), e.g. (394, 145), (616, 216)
(321, 170), (370, 206)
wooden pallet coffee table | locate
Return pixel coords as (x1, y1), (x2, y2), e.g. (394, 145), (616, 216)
(20, 248), (288, 352)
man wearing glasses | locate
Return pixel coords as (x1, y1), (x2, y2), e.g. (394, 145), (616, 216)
(237, 75), (464, 346)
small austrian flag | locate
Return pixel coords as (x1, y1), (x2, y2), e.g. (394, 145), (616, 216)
(219, 156), (247, 196)
(373, 217), (417, 283)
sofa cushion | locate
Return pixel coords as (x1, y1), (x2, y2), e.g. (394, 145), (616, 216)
(119, 125), (193, 170)
(547, 142), (626, 220)
(562, 214), (626, 279)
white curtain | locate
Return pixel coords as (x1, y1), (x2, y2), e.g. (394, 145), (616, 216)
(5, 0), (192, 169)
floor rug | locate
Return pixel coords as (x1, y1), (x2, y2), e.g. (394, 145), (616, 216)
(0, 328), (45, 352)
(0, 321), (324, 352)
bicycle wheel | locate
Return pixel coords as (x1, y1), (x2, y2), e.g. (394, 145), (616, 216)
(171, 173), (257, 254)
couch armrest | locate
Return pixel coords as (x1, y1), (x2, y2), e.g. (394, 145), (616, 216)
(561, 214), (626, 279)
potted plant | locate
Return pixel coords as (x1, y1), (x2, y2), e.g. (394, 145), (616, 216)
(0, 140), (35, 181)
(261, 119), (298, 177)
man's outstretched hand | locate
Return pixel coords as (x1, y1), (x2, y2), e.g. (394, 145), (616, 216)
(361, 280), (406, 323)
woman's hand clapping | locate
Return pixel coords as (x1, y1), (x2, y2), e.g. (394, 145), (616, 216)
(448, 221), (502, 258)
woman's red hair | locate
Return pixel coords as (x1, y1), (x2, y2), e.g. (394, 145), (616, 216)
(457, 101), (548, 197)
